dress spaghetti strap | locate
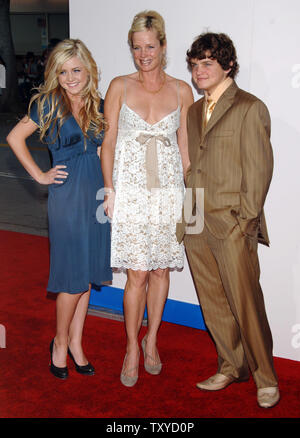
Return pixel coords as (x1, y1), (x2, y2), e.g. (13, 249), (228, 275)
(176, 79), (180, 108)
(123, 77), (127, 104)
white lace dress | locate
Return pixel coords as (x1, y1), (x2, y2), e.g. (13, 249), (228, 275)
(111, 100), (184, 271)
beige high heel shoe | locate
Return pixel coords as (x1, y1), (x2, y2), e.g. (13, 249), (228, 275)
(120, 352), (140, 387)
(141, 336), (162, 375)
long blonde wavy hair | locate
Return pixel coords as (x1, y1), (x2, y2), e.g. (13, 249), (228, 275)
(28, 39), (105, 141)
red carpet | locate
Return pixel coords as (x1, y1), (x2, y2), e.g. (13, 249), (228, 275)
(0, 230), (299, 419)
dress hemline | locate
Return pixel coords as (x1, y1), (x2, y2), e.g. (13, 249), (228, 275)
(46, 277), (113, 294)
(111, 264), (184, 273)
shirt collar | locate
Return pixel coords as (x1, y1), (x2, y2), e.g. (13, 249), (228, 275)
(205, 77), (233, 104)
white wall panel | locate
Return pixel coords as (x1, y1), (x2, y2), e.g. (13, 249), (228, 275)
(70, 0), (300, 361)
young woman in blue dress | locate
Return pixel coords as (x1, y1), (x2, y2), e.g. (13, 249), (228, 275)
(7, 39), (112, 379)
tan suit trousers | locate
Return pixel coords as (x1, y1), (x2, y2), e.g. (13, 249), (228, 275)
(184, 225), (278, 389)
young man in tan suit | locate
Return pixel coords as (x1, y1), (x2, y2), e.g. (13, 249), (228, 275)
(176, 33), (279, 408)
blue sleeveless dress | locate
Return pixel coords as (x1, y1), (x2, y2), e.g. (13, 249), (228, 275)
(30, 98), (112, 293)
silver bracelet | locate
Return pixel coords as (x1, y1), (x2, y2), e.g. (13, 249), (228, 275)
(104, 187), (115, 195)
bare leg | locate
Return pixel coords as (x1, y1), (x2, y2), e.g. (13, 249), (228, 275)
(122, 269), (148, 377)
(52, 291), (84, 367)
(68, 285), (91, 365)
(144, 268), (169, 365)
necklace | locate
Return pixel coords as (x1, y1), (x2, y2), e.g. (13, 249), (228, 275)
(138, 71), (166, 94)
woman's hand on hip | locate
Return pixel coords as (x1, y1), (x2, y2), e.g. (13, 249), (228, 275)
(38, 165), (68, 185)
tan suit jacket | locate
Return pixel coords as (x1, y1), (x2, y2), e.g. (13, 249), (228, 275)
(176, 81), (273, 245)
(177, 81), (278, 387)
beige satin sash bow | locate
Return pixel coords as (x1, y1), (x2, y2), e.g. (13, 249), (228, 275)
(136, 133), (171, 191)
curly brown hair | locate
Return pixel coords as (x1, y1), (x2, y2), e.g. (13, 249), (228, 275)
(186, 32), (239, 79)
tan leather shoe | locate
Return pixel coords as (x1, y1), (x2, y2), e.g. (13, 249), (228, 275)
(257, 386), (280, 408)
(196, 373), (234, 391)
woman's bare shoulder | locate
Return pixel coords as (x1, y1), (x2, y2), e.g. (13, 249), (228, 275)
(108, 73), (138, 92)
(166, 75), (192, 91)
(108, 75), (124, 90)
(178, 78), (193, 94)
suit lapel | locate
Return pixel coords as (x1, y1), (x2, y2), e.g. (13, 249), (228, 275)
(195, 98), (205, 142)
(203, 81), (238, 138)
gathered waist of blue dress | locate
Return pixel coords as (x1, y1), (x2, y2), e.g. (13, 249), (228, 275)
(52, 149), (98, 164)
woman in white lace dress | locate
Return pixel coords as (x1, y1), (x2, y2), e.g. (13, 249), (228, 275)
(101, 10), (194, 387)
